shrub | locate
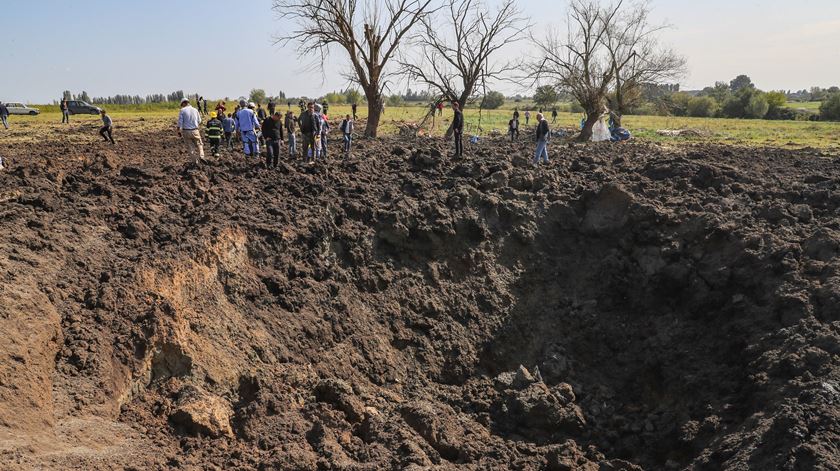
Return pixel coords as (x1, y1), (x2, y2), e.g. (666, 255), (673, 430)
(534, 85), (559, 109)
(480, 91), (505, 109)
(820, 93), (840, 121)
(386, 95), (405, 107)
(686, 96), (718, 117)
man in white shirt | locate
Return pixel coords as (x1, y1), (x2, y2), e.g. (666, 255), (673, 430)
(178, 97), (204, 162)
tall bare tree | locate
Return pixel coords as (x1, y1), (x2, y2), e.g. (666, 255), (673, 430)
(399, 0), (529, 136)
(273, 0), (436, 137)
(603, 0), (685, 126)
(530, 0), (623, 141)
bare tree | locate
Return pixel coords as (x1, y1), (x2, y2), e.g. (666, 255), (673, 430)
(399, 0), (529, 136)
(603, 0), (685, 126)
(530, 0), (623, 141)
(273, 0), (436, 137)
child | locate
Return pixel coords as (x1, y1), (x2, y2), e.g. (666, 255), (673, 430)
(206, 112), (223, 157)
(340, 114), (353, 156)
(222, 113), (235, 149)
(99, 110), (115, 144)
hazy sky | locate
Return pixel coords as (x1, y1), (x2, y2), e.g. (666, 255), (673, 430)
(1, 0), (837, 103)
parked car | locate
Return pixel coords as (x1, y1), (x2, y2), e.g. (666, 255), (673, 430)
(66, 100), (101, 115)
(4, 103), (40, 115)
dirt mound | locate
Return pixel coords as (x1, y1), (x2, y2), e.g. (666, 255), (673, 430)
(0, 135), (838, 470)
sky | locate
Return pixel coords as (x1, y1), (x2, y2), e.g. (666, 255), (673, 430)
(1, 0), (838, 103)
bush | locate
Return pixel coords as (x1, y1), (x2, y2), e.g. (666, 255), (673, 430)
(534, 85), (559, 109)
(670, 92), (692, 116)
(249, 89), (266, 105)
(386, 95), (405, 107)
(686, 96), (718, 117)
(820, 93), (840, 121)
(323, 92), (346, 105)
(345, 89), (363, 105)
(745, 94), (769, 119)
(764, 91), (788, 119)
(480, 91), (505, 109)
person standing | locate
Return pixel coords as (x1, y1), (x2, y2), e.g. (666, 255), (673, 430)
(268, 98), (276, 116)
(508, 117), (519, 142)
(222, 113), (235, 150)
(534, 112), (550, 165)
(257, 103), (267, 121)
(351, 102), (358, 120)
(206, 112), (223, 157)
(262, 112), (284, 169)
(0, 102), (9, 130)
(216, 101), (226, 115)
(525, 110), (531, 125)
(513, 108), (520, 122)
(437, 102), (444, 116)
(178, 97), (205, 162)
(61, 99), (70, 124)
(99, 109), (116, 144)
(316, 104), (330, 160)
(298, 102), (321, 164)
(551, 108), (558, 124)
(203, 99), (208, 116)
(340, 114), (353, 156)
(285, 110), (297, 157)
(236, 100), (261, 158)
(452, 102), (464, 157)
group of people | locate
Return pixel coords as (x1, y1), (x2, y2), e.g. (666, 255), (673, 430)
(177, 98), (355, 169)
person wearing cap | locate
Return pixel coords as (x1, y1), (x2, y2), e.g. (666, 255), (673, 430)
(298, 102), (321, 164)
(235, 100), (261, 158)
(206, 111), (223, 157)
(178, 97), (204, 162)
(99, 109), (116, 144)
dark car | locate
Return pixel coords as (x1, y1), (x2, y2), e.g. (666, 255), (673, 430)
(66, 100), (101, 115)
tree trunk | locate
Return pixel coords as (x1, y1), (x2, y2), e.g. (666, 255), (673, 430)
(578, 111), (600, 142)
(364, 91), (383, 138)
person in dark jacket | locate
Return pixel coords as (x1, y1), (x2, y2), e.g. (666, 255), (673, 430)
(298, 102), (321, 163)
(257, 104), (267, 121)
(262, 112), (285, 168)
(61, 99), (70, 124)
(340, 114), (354, 156)
(508, 117), (519, 142)
(285, 111), (297, 156)
(351, 103), (358, 120)
(0, 102), (9, 130)
(451, 102), (464, 157)
(99, 109), (115, 144)
(268, 99), (276, 116)
(534, 113), (550, 165)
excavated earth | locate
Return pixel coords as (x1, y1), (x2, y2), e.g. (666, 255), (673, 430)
(0, 131), (838, 470)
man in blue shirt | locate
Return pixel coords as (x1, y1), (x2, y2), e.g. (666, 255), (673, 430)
(235, 100), (261, 158)
(222, 113), (236, 150)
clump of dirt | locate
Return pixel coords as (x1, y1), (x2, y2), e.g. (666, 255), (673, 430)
(0, 133), (838, 470)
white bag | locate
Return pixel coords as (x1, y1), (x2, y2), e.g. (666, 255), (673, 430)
(591, 117), (611, 142)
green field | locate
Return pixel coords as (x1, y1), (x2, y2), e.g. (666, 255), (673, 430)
(784, 101), (822, 111)
(5, 103), (839, 151)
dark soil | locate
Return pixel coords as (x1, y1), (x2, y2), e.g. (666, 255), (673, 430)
(0, 133), (838, 470)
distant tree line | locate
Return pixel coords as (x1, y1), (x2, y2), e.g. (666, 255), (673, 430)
(655, 75), (840, 121)
(58, 90), (187, 105)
